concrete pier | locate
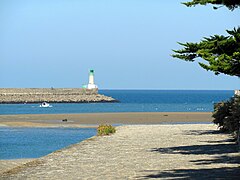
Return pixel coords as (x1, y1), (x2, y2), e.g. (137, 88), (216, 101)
(0, 88), (117, 103)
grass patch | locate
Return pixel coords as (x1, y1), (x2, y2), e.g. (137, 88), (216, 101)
(97, 124), (116, 136)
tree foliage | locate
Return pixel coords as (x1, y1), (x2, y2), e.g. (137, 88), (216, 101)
(183, 0), (240, 10)
(178, 0), (240, 142)
(172, 27), (240, 77)
(213, 96), (240, 138)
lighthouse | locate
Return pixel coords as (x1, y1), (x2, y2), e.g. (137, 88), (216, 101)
(87, 70), (98, 89)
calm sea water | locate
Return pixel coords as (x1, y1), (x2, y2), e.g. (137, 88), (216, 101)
(0, 90), (234, 115)
(0, 127), (96, 159)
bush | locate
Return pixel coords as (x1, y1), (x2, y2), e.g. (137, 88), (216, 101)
(213, 99), (232, 132)
(97, 124), (116, 136)
(213, 96), (240, 139)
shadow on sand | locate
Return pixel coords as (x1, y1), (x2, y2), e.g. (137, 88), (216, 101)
(138, 130), (240, 179)
(139, 167), (240, 179)
(151, 143), (237, 155)
(184, 129), (227, 136)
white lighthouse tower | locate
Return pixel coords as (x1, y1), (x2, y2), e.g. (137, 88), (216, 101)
(87, 70), (98, 89)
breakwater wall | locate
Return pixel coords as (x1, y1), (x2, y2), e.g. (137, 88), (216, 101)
(0, 88), (117, 104)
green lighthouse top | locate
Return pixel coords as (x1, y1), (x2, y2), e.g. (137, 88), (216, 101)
(90, 70), (94, 74)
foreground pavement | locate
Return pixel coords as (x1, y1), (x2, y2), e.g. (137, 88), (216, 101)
(1, 124), (240, 179)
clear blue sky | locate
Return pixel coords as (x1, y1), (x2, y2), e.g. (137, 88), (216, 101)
(0, 0), (239, 89)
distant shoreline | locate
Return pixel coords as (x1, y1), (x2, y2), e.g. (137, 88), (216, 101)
(0, 112), (213, 127)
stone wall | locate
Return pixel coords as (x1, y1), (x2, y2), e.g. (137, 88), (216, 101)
(0, 88), (117, 103)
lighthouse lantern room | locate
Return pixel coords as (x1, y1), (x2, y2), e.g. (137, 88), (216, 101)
(87, 70), (98, 89)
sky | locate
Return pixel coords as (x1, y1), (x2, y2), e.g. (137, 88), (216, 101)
(0, 0), (239, 90)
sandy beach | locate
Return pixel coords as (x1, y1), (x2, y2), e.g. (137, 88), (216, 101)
(0, 112), (212, 127)
(1, 124), (239, 179)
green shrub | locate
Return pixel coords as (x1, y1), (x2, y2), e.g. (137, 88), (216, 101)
(213, 96), (240, 139)
(226, 97), (240, 134)
(97, 124), (116, 136)
(213, 100), (232, 132)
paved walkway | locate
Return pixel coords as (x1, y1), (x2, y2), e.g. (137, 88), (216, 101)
(1, 124), (240, 179)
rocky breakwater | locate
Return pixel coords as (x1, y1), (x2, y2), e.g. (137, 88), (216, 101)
(0, 88), (118, 104)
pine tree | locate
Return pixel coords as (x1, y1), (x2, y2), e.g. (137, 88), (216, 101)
(183, 0), (240, 10)
(176, 1), (240, 142)
(173, 28), (240, 77)
(172, 1), (240, 77)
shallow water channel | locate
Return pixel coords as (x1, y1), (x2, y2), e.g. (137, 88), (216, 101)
(0, 127), (96, 159)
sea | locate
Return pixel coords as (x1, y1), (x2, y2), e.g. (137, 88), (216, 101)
(0, 90), (234, 115)
(0, 90), (234, 159)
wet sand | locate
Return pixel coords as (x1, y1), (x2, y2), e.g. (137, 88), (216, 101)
(0, 112), (212, 127)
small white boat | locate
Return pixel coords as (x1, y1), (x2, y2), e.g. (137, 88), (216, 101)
(40, 102), (52, 108)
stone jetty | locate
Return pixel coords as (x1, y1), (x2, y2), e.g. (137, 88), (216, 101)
(0, 88), (117, 104)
